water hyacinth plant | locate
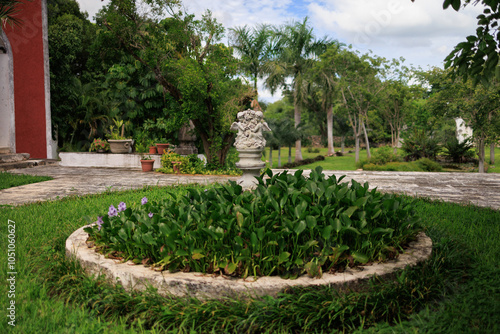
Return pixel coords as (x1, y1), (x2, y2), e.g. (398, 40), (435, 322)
(84, 167), (421, 279)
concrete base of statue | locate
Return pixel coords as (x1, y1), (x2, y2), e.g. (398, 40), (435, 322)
(235, 148), (265, 190)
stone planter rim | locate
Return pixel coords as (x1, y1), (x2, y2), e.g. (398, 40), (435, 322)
(66, 226), (432, 300)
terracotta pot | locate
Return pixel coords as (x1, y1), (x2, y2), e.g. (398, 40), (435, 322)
(172, 161), (181, 174)
(109, 139), (134, 154)
(140, 159), (155, 172)
(148, 146), (157, 154)
(156, 143), (169, 155)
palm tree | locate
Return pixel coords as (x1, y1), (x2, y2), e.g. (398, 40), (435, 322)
(229, 24), (273, 97)
(265, 17), (332, 161)
(0, 0), (27, 28)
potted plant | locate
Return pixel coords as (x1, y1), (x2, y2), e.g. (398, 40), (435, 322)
(142, 118), (172, 155)
(147, 138), (158, 154)
(89, 138), (110, 153)
(140, 154), (155, 172)
(107, 118), (134, 153)
(156, 141), (170, 155)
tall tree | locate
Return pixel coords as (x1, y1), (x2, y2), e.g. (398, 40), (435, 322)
(378, 59), (420, 154)
(229, 24), (272, 97)
(426, 68), (500, 173)
(319, 45), (384, 162)
(265, 17), (332, 162)
(99, 0), (253, 166)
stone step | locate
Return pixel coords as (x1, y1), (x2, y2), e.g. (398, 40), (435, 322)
(0, 153), (30, 163)
(0, 159), (46, 172)
(0, 147), (12, 154)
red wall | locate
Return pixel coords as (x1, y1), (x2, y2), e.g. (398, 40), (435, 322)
(4, 0), (47, 158)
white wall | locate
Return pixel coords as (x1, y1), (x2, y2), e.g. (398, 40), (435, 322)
(0, 31), (15, 153)
(455, 118), (473, 143)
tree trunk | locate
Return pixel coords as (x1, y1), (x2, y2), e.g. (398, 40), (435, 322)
(269, 146), (273, 168)
(294, 100), (303, 162)
(477, 137), (485, 173)
(354, 123), (361, 163)
(490, 142), (495, 165)
(278, 146), (282, 168)
(341, 135), (345, 154)
(327, 104), (335, 156)
(362, 121), (371, 160)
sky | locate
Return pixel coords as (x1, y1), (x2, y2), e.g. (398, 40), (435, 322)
(76, 0), (483, 103)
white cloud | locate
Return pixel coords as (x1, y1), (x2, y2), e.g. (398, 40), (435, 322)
(308, 0), (482, 48)
(75, 0), (486, 100)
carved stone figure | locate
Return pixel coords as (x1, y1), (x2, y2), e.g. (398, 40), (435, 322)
(231, 109), (271, 189)
(231, 109), (271, 150)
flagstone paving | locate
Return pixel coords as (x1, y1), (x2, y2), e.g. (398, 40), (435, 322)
(1, 165), (499, 210)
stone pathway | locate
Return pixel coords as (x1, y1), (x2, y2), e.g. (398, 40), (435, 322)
(1, 165), (499, 210)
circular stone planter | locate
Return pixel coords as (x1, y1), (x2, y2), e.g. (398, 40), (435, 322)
(66, 227), (432, 300)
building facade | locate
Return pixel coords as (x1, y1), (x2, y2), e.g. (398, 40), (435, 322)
(0, 0), (55, 158)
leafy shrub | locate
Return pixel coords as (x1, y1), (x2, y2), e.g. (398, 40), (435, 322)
(416, 158), (443, 172)
(443, 137), (474, 163)
(89, 138), (109, 152)
(158, 150), (241, 175)
(357, 146), (403, 169)
(85, 167), (421, 279)
(362, 158), (442, 172)
(283, 155), (325, 168)
(307, 147), (320, 153)
(401, 129), (441, 161)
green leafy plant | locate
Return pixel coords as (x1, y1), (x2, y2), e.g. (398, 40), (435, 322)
(362, 158), (443, 172)
(443, 137), (475, 163)
(106, 117), (131, 140)
(85, 167), (421, 279)
(401, 129), (441, 161)
(157, 150), (241, 175)
(89, 138), (110, 152)
(357, 146), (403, 169)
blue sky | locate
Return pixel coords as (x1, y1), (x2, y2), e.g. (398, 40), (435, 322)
(77, 0), (483, 102)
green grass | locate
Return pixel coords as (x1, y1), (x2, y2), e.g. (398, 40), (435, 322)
(0, 184), (498, 333)
(265, 147), (370, 170)
(0, 171), (53, 190)
(266, 146), (500, 173)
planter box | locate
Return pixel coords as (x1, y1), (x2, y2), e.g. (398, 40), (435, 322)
(109, 139), (134, 154)
(59, 152), (161, 169)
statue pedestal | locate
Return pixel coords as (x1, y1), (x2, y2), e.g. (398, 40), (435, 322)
(235, 149), (265, 190)
(175, 121), (198, 155)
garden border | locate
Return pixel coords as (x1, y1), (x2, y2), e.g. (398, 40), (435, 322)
(66, 226), (432, 300)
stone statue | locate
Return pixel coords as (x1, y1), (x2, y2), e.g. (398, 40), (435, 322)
(231, 109), (271, 189)
(231, 109), (271, 150)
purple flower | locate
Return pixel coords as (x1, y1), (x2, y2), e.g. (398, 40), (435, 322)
(96, 216), (103, 231)
(108, 205), (118, 217)
(118, 201), (127, 212)
(148, 212), (154, 218)
(141, 197), (148, 205)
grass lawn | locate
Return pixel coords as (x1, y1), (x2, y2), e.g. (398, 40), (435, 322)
(265, 146), (500, 173)
(0, 183), (498, 333)
(0, 171), (53, 190)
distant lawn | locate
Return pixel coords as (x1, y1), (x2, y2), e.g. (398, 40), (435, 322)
(265, 146), (500, 173)
(264, 146), (370, 170)
(0, 171), (53, 190)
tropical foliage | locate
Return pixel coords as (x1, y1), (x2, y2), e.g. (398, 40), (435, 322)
(85, 168), (421, 279)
